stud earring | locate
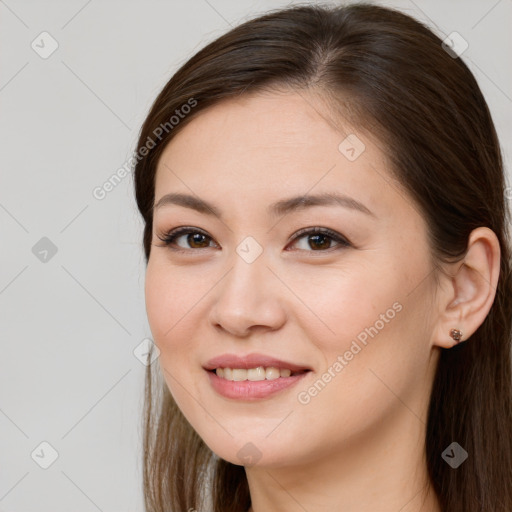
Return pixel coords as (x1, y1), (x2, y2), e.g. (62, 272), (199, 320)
(450, 328), (463, 343)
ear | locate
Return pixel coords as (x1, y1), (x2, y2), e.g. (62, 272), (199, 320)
(432, 227), (501, 349)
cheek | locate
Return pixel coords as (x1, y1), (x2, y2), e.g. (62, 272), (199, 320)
(144, 265), (174, 344)
(144, 259), (203, 357)
(145, 254), (206, 321)
(145, 261), (206, 409)
(288, 257), (426, 403)
(283, 260), (404, 350)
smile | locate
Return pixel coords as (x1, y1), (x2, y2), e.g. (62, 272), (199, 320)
(214, 366), (309, 381)
(206, 367), (311, 400)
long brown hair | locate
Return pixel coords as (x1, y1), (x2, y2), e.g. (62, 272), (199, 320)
(133, 3), (512, 510)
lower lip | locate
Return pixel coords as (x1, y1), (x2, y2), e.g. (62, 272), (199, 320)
(206, 370), (310, 400)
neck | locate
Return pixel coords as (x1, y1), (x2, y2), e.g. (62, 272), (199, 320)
(245, 405), (441, 512)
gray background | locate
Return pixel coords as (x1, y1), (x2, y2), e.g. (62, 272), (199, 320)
(1, 0), (510, 511)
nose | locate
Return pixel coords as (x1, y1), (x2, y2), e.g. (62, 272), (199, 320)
(207, 250), (287, 338)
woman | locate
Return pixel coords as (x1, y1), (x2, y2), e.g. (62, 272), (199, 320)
(133, 3), (512, 511)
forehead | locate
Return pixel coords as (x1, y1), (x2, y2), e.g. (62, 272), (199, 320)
(153, 91), (408, 221)
(161, 91), (351, 158)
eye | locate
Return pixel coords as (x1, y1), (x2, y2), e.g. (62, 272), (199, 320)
(155, 226), (351, 253)
(287, 227), (351, 252)
(156, 226), (218, 252)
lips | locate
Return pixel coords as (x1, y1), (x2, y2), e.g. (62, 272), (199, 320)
(203, 353), (312, 373)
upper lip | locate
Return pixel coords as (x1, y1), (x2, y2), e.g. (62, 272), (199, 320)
(203, 353), (312, 372)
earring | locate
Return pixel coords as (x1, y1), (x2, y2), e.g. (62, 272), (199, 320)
(450, 328), (463, 343)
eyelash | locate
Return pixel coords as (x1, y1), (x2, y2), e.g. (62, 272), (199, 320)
(156, 226), (351, 254)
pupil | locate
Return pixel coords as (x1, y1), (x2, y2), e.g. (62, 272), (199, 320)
(188, 233), (208, 248)
(309, 234), (330, 250)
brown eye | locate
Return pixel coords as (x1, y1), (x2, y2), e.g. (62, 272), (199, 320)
(186, 232), (211, 248)
(288, 227), (351, 252)
(157, 226), (351, 254)
(157, 227), (217, 251)
(305, 233), (333, 250)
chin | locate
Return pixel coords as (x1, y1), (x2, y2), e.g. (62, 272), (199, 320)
(200, 433), (296, 469)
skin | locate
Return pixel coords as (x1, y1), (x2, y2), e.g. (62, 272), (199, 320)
(144, 89), (500, 512)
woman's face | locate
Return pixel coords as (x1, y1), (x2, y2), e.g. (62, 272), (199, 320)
(145, 90), (440, 467)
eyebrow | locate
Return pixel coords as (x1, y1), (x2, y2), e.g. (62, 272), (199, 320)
(153, 192), (375, 218)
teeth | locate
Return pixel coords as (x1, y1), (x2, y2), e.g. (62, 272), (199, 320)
(214, 366), (296, 381)
(232, 369), (247, 381)
(266, 367), (280, 380)
(247, 367), (266, 381)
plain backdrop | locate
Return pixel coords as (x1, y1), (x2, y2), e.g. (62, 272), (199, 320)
(1, 0), (511, 511)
